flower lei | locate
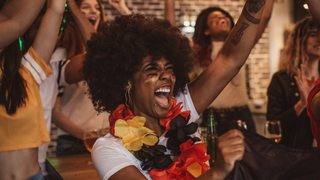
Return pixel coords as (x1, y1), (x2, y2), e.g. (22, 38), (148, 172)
(109, 98), (210, 180)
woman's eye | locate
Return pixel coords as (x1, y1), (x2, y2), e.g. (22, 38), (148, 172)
(146, 67), (158, 71)
(147, 73), (158, 77)
(167, 66), (174, 70)
(309, 32), (317, 37)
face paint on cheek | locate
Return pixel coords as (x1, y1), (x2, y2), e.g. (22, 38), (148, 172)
(145, 76), (159, 83)
(171, 75), (176, 83)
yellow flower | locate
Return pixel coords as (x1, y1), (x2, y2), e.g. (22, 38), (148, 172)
(114, 116), (159, 151)
(187, 162), (202, 178)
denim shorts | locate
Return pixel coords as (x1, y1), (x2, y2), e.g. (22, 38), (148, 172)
(27, 170), (44, 180)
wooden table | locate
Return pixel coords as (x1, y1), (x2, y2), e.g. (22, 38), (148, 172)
(46, 154), (100, 180)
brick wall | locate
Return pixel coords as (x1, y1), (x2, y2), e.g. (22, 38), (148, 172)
(47, 0), (270, 157)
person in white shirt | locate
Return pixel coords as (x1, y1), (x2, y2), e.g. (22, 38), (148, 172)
(82, 0), (267, 178)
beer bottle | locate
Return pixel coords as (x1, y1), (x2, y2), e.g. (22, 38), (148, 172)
(206, 107), (218, 167)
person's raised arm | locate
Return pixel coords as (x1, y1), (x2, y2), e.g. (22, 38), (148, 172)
(189, 0), (266, 115)
(64, 0), (96, 84)
(0, 0), (46, 49)
(32, 0), (66, 64)
(165, 0), (176, 26)
(306, 0), (320, 25)
(254, 0), (275, 43)
(108, 0), (132, 15)
(67, 0), (96, 45)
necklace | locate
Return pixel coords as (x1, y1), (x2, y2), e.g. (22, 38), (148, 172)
(109, 98), (210, 180)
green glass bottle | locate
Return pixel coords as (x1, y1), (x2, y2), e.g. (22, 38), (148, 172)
(206, 107), (218, 167)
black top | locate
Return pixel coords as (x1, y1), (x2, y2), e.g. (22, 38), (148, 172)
(267, 71), (313, 149)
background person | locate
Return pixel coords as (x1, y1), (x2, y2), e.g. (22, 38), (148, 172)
(52, 0), (132, 156)
(267, 17), (320, 150)
(190, 0), (276, 136)
(38, 0), (97, 176)
(0, 0), (66, 179)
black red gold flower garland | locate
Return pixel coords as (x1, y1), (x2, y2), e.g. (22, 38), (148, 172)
(109, 98), (210, 180)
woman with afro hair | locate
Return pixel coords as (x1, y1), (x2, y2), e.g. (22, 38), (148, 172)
(83, 0), (267, 179)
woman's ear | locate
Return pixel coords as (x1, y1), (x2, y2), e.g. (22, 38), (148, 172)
(125, 81), (132, 91)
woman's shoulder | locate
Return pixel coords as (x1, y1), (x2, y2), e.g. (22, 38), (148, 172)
(271, 71), (292, 82)
(94, 133), (123, 149)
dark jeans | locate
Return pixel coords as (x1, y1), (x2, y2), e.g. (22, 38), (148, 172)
(202, 106), (256, 136)
(56, 135), (90, 157)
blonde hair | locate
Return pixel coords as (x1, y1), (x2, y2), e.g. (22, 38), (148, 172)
(57, 0), (106, 60)
(279, 17), (319, 77)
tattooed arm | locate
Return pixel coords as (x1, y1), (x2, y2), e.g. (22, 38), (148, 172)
(189, 0), (266, 115)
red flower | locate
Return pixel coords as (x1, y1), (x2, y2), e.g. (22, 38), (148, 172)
(149, 140), (210, 180)
(109, 104), (135, 136)
(159, 98), (191, 131)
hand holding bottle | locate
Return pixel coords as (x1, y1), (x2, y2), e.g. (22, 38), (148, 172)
(211, 129), (245, 179)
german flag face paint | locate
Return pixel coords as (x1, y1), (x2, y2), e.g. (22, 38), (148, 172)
(145, 75), (159, 83)
(130, 56), (176, 119)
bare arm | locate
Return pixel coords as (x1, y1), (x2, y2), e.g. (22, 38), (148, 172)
(65, 54), (86, 84)
(64, 0), (96, 84)
(52, 96), (85, 140)
(108, 0), (132, 15)
(188, 0), (266, 115)
(165, 0), (176, 26)
(32, 0), (66, 64)
(306, 0), (320, 25)
(67, 0), (95, 45)
(254, 0), (275, 43)
(0, 0), (46, 49)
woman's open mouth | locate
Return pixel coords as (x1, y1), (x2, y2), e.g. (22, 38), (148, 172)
(154, 86), (171, 109)
(88, 19), (97, 26)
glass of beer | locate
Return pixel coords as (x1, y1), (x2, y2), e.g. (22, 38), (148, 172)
(264, 120), (282, 143)
(84, 128), (101, 153)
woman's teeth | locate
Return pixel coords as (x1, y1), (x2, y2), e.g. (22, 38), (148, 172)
(155, 88), (170, 93)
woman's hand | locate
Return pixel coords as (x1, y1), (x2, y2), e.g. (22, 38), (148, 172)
(211, 129), (245, 179)
(108, 0), (132, 15)
(294, 64), (315, 115)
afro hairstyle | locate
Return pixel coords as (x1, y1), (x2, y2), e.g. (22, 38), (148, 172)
(83, 14), (194, 113)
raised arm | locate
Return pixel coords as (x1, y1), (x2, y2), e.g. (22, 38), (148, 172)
(189, 0), (266, 114)
(64, 0), (96, 84)
(108, 0), (132, 15)
(165, 0), (176, 26)
(0, 0), (46, 49)
(32, 0), (66, 64)
(67, 0), (95, 45)
(306, 0), (320, 25)
(254, 0), (275, 43)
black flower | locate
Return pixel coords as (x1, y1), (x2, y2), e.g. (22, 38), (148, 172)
(165, 114), (200, 156)
(135, 144), (173, 171)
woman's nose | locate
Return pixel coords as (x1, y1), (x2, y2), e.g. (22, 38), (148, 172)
(90, 7), (97, 14)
